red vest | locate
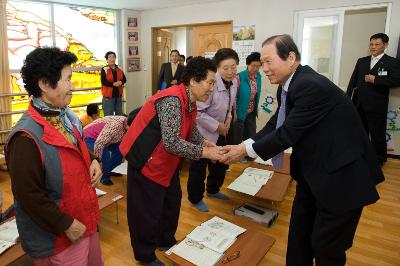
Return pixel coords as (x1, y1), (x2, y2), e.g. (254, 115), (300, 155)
(6, 104), (99, 257)
(120, 84), (197, 187)
(101, 66), (124, 98)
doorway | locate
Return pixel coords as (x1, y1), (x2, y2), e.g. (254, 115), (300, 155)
(294, 3), (389, 88)
(151, 21), (232, 95)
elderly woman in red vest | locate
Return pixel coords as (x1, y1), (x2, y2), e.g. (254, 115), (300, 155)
(6, 47), (103, 265)
(101, 51), (127, 116)
(120, 57), (225, 266)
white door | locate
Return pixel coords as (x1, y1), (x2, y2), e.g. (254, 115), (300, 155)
(295, 10), (344, 84)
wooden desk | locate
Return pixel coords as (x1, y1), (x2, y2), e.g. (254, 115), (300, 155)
(228, 161), (291, 203)
(0, 191), (123, 266)
(254, 171), (291, 202)
(98, 191), (123, 210)
(165, 222), (275, 266)
(0, 243), (25, 266)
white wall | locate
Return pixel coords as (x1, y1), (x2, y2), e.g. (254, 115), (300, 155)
(173, 27), (188, 57)
(120, 9), (143, 113)
(339, 8), (387, 88)
(125, 0), (400, 128)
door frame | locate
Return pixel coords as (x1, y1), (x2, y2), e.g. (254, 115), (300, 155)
(293, 3), (392, 85)
(151, 20), (232, 96)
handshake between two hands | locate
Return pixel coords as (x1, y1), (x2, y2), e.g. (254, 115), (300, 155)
(202, 139), (247, 164)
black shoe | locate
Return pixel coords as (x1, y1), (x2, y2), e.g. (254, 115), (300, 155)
(101, 179), (114, 186)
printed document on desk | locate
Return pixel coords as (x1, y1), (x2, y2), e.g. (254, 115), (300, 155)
(0, 219), (19, 254)
(170, 237), (223, 266)
(228, 167), (274, 195)
(187, 216), (246, 253)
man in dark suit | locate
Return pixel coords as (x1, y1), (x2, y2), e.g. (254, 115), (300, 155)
(347, 33), (400, 164)
(158, 49), (185, 90)
(221, 35), (384, 266)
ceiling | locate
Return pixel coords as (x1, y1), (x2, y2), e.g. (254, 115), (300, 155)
(37, 0), (222, 10)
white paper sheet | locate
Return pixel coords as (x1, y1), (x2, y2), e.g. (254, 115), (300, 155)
(254, 157), (273, 166)
(95, 188), (107, 197)
(187, 216), (246, 253)
(171, 237), (223, 266)
(0, 240), (15, 255)
(111, 161), (127, 175)
(0, 219), (19, 254)
(227, 167), (273, 195)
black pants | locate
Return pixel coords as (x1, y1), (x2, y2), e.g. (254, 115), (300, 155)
(357, 106), (387, 163)
(187, 136), (228, 204)
(237, 110), (257, 141)
(126, 164), (181, 262)
(286, 179), (362, 266)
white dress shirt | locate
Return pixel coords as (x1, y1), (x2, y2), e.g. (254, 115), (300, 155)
(370, 53), (384, 69)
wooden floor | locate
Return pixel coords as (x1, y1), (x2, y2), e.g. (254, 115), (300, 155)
(0, 158), (399, 266)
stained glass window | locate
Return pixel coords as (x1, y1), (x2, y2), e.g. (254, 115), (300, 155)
(6, 0), (117, 125)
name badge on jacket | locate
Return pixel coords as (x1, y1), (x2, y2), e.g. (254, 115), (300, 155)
(378, 68), (388, 76)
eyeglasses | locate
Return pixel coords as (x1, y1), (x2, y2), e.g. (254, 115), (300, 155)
(221, 250), (240, 264)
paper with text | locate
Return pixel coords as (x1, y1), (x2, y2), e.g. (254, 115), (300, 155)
(228, 167), (273, 195)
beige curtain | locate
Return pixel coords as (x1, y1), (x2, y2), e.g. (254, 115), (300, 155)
(0, 0), (12, 145)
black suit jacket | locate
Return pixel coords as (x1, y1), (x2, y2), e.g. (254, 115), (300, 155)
(253, 65), (384, 214)
(346, 54), (400, 113)
(158, 62), (185, 89)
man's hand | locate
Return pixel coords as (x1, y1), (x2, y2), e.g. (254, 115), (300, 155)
(364, 74), (375, 84)
(217, 123), (229, 137)
(202, 146), (226, 161)
(220, 144), (247, 164)
(65, 219), (86, 243)
(171, 79), (178, 85)
(203, 139), (216, 147)
(89, 159), (102, 187)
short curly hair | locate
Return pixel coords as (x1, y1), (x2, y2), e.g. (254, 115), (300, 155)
(21, 47), (77, 97)
(105, 51), (116, 60)
(182, 56), (217, 86)
(86, 103), (99, 117)
(213, 48), (239, 67)
(246, 52), (261, 65)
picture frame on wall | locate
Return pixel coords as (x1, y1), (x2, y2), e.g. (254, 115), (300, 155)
(127, 58), (140, 72)
(128, 45), (139, 56)
(128, 31), (139, 42)
(127, 16), (138, 28)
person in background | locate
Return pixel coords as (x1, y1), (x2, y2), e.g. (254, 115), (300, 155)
(101, 51), (127, 116)
(235, 52), (262, 150)
(221, 34), (384, 266)
(6, 47), (103, 265)
(187, 48), (239, 212)
(186, 56), (193, 65)
(80, 103), (100, 127)
(158, 50), (185, 90)
(347, 33), (400, 165)
(179, 54), (186, 66)
(120, 57), (224, 266)
(84, 115), (129, 186)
